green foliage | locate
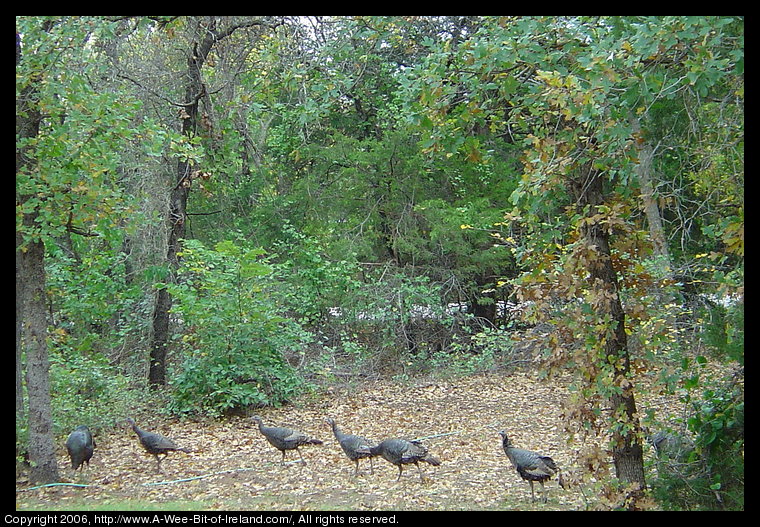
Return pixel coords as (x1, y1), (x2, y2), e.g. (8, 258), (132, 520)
(688, 385), (744, 510)
(17, 17), (145, 246)
(45, 238), (142, 355)
(287, 259), (465, 379)
(167, 237), (307, 416)
(429, 327), (518, 377)
(700, 301), (744, 365)
(343, 268), (459, 373)
(272, 222), (363, 324)
(15, 344), (138, 461)
(49, 351), (136, 436)
(646, 295), (743, 511)
(649, 373), (744, 511)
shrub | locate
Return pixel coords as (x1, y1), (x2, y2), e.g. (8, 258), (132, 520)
(167, 236), (307, 416)
(649, 365), (744, 510)
(50, 350), (135, 432)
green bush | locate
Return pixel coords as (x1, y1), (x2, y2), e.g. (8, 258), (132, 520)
(649, 367), (744, 510)
(687, 383), (744, 510)
(272, 222), (363, 325)
(50, 351), (134, 433)
(167, 236), (307, 416)
(19, 347), (138, 463)
(701, 300), (744, 365)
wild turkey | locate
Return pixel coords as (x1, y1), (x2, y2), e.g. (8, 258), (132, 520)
(251, 416), (323, 465)
(499, 431), (564, 503)
(648, 429), (696, 478)
(365, 438), (441, 481)
(65, 425), (95, 471)
(326, 417), (375, 476)
(126, 417), (190, 473)
(649, 429), (694, 459)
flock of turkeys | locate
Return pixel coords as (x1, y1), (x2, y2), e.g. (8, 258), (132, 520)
(64, 416), (565, 504)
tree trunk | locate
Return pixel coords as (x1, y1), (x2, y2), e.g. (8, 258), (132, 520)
(148, 35), (203, 387)
(149, 155), (191, 386)
(16, 233), (25, 423)
(569, 165), (646, 508)
(147, 17), (282, 387)
(629, 114), (672, 278)
(471, 273), (497, 325)
(16, 27), (60, 485)
(19, 230), (61, 484)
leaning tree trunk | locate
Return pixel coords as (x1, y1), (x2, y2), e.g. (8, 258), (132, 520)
(570, 165), (646, 508)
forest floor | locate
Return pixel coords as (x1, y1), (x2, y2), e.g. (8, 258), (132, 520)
(16, 370), (693, 512)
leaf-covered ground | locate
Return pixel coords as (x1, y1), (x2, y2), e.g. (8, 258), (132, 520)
(16, 372), (685, 511)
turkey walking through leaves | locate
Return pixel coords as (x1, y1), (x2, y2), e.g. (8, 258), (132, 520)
(126, 418), (190, 473)
(500, 430), (564, 503)
(251, 416), (323, 465)
(363, 438), (441, 481)
(326, 417), (376, 476)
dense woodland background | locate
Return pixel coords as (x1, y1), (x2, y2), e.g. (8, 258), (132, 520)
(17, 16), (743, 511)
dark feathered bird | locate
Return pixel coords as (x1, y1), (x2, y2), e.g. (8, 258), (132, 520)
(649, 429), (693, 458)
(648, 429), (696, 478)
(251, 416), (323, 465)
(326, 417), (375, 476)
(499, 431), (564, 503)
(66, 425), (95, 471)
(126, 417), (190, 473)
(366, 438), (441, 481)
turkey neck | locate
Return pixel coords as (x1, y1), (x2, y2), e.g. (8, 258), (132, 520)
(329, 420), (342, 437)
(127, 418), (143, 436)
(252, 417), (271, 433)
